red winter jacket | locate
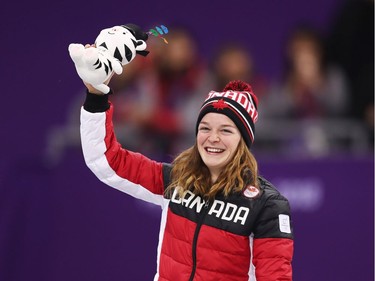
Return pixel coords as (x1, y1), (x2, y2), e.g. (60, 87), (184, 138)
(80, 93), (294, 280)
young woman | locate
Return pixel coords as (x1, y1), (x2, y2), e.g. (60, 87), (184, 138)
(80, 76), (294, 280)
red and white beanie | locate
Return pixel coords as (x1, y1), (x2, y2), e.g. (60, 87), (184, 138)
(195, 80), (259, 148)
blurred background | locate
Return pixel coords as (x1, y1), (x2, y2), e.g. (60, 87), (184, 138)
(0, 0), (373, 280)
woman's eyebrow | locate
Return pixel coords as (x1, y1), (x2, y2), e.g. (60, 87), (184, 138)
(220, 124), (236, 128)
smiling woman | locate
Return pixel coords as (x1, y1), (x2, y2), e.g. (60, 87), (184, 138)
(167, 81), (260, 201)
(80, 73), (294, 280)
(197, 113), (242, 182)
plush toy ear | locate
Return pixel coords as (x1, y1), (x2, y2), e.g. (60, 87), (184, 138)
(135, 40), (149, 56)
(135, 40), (147, 50)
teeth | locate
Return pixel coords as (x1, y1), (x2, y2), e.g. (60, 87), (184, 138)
(206, 148), (223, 153)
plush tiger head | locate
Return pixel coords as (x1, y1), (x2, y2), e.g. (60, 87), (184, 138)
(95, 24), (149, 65)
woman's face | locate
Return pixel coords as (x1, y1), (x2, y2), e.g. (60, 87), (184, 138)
(197, 113), (241, 181)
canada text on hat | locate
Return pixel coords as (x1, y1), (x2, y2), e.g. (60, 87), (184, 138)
(205, 90), (258, 122)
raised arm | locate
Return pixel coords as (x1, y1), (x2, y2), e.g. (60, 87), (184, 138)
(71, 39), (168, 207)
(80, 88), (167, 206)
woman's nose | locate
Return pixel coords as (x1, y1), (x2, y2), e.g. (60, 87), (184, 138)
(208, 131), (220, 142)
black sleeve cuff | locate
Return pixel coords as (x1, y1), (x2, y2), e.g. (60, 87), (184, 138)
(83, 89), (112, 113)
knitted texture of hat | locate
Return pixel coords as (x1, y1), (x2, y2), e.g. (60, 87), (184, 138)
(223, 80), (258, 108)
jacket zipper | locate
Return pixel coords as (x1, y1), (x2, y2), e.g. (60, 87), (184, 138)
(188, 200), (210, 281)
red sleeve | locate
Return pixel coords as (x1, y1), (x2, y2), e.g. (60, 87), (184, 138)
(252, 191), (294, 280)
(104, 106), (165, 194)
(80, 101), (166, 202)
(253, 238), (293, 280)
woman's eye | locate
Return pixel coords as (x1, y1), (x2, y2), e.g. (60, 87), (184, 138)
(199, 127), (209, 131)
(222, 129), (232, 133)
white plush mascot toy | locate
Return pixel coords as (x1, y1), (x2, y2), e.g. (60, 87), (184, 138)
(68, 24), (149, 94)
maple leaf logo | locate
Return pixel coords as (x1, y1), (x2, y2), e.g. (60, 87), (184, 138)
(212, 99), (228, 110)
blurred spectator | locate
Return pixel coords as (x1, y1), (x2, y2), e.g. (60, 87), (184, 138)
(326, 0), (374, 146)
(262, 24), (349, 119)
(256, 24), (369, 157)
(208, 43), (268, 98)
(109, 26), (211, 162)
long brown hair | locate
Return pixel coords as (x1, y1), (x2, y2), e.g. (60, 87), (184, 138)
(165, 138), (259, 201)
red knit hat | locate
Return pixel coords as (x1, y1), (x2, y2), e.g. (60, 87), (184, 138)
(195, 80), (259, 148)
